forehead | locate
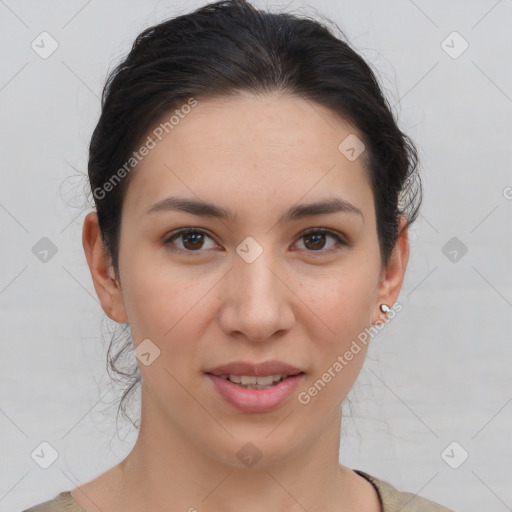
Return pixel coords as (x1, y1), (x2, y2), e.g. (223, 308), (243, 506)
(123, 92), (372, 219)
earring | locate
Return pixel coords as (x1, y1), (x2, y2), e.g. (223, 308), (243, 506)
(379, 304), (390, 314)
(371, 304), (391, 326)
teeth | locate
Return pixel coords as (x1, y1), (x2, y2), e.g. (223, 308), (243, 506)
(220, 374), (288, 388)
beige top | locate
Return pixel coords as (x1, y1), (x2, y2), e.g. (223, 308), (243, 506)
(21, 470), (454, 512)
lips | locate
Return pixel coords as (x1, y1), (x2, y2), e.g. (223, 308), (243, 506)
(205, 360), (305, 413)
(206, 373), (304, 412)
(205, 360), (304, 377)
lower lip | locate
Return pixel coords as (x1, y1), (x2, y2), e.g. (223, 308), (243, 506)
(206, 374), (304, 413)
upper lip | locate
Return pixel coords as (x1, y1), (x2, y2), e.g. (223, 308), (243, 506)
(205, 360), (304, 377)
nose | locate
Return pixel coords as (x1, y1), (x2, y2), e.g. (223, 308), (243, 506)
(217, 246), (295, 343)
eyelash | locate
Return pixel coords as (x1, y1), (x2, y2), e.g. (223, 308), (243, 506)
(163, 227), (349, 256)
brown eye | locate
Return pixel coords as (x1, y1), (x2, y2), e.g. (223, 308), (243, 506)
(165, 229), (217, 253)
(164, 227), (347, 256)
(295, 229), (347, 253)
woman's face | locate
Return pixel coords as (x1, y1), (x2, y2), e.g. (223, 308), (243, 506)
(93, 92), (407, 467)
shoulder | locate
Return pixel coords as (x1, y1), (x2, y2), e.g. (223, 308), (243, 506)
(22, 491), (84, 512)
(354, 470), (455, 512)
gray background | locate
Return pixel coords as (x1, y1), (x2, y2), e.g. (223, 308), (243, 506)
(1, 1), (511, 511)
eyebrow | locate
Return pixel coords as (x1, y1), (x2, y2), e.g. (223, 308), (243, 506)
(145, 196), (363, 222)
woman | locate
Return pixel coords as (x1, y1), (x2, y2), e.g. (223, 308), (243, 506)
(24, 0), (453, 510)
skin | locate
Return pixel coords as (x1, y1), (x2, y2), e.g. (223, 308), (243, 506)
(79, 91), (409, 512)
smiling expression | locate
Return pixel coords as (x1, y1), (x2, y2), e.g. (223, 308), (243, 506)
(99, 90), (401, 467)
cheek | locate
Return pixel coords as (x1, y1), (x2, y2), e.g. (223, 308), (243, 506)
(301, 264), (377, 345)
(118, 257), (218, 408)
(119, 250), (219, 352)
(294, 261), (377, 403)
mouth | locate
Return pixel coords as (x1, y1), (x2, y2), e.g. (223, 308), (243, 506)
(204, 360), (305, 413)
(208, 372), (304, 389)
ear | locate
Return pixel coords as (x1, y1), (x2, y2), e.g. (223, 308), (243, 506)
(372, 215), (410, 325)
(82, 212), (128, 323)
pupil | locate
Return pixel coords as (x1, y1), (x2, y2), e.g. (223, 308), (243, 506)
(305, 233), (325, 250)
(183, 232), (203, 250)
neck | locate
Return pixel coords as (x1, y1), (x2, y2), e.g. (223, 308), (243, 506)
(119, 407), (354, 511)
(74, 388), (377, 512)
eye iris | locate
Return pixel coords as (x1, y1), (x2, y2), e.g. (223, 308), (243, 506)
(173, 230), (337, 252)
(182, 232), (204, 250)
(304, 232), (326, 250)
